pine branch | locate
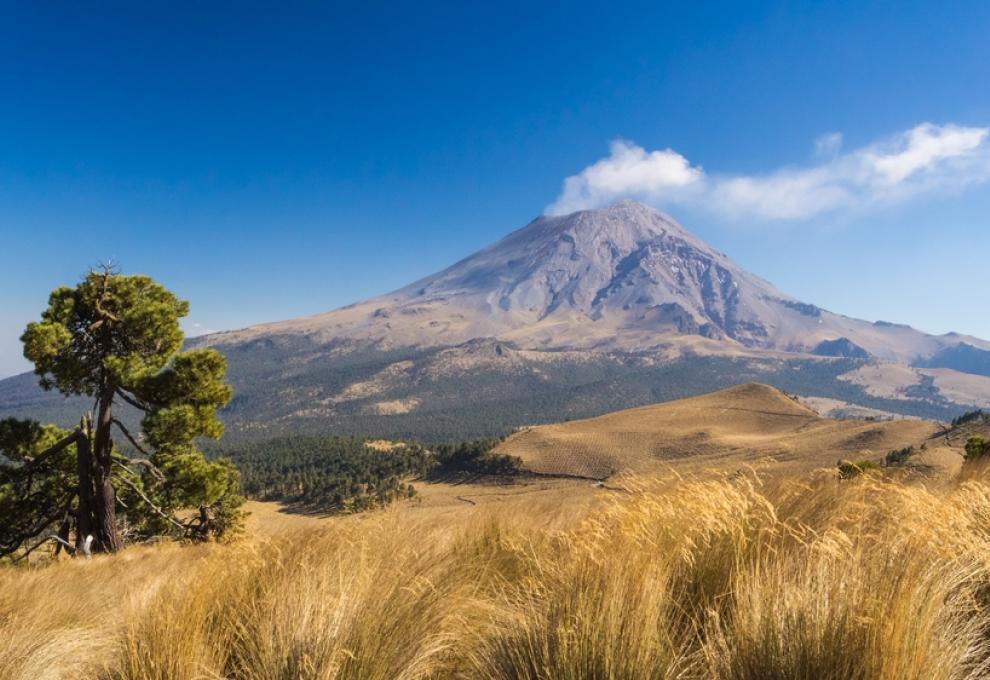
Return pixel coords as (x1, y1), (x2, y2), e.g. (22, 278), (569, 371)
(111, 473), (186, 533)
(113, 456), (165, 483)
(110, 414), (164, 485)
(11, 535), (76, 563)
(21, 429), (84, 469)
(111, 418), (154, 457)
(0, 495), (77, 558)
(115, 388), (151, 413)
(115, 458), (166, 483)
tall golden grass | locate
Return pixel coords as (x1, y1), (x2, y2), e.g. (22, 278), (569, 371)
(3, 468), (990, 679)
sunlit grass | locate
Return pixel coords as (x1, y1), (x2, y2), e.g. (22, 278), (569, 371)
(3, 467), (990, 679)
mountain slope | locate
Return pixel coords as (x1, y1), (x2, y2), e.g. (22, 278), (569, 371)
(3, 201), (988, 440)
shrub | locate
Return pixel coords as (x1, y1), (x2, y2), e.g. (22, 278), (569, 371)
(965, 436), (990, 461)
(837, 459), (880, 479)
(884, 446), (914, 466)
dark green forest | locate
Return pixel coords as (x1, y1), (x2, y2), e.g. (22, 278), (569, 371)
(207, 436), (520, 513)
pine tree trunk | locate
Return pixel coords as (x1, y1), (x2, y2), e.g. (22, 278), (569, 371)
(74, 425), (96, 553)
(92, 389), (122, 552)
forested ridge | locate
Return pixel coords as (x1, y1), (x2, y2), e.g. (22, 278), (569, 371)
(208, 436), (520, 512)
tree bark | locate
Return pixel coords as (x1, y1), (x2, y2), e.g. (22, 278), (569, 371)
(54, 511), (72, 558)
(74, 421), (96, 553)
(91, 389), (122, 552)
(92, 466), (121, 552)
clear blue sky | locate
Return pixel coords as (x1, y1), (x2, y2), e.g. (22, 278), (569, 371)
(2, 1), (989, 377)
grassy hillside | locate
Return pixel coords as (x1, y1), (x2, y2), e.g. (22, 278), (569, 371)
(496, 383), (940, 479)
(4, 464), (990, 679)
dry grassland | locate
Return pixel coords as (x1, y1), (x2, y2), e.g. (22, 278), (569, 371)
(497, 384), (941, 478)
(4, 461), (990, 679)
(4, 385), (989, 679)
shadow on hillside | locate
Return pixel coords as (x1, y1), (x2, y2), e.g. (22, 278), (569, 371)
(422, 471), (520, 486)
(273, 502), (339, 519)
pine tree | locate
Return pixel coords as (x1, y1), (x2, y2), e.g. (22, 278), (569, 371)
(0, 267), (241, 558)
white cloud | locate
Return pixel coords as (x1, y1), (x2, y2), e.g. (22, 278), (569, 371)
(546, 123), (990, 221)
(813, 132), (843, 159)
(547, 140), (705, 215)
(865, 123), (987, 185)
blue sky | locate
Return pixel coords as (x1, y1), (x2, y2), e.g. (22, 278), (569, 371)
(1, 1), (989, 377)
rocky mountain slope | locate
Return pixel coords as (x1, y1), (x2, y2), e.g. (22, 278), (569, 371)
(3, 201), (989, 441)
(207, 200), (989, 364)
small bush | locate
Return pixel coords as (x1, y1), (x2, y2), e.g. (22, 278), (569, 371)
(885, 446), (914, 466)
(965, 436), (990, 461)
(837, 459), (880, 479)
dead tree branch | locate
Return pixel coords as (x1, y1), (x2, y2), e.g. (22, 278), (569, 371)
(114, 388), (151, 413)
(22, 429), (83, 468)
(113, 457), (166, 484)
(111, 473), (186, 533)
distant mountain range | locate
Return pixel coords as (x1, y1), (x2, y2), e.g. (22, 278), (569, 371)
(3, 201), (989, 441)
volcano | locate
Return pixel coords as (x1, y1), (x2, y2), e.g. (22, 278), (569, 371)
(208, 200), (987, 364)
(4, 201), (990, 440)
